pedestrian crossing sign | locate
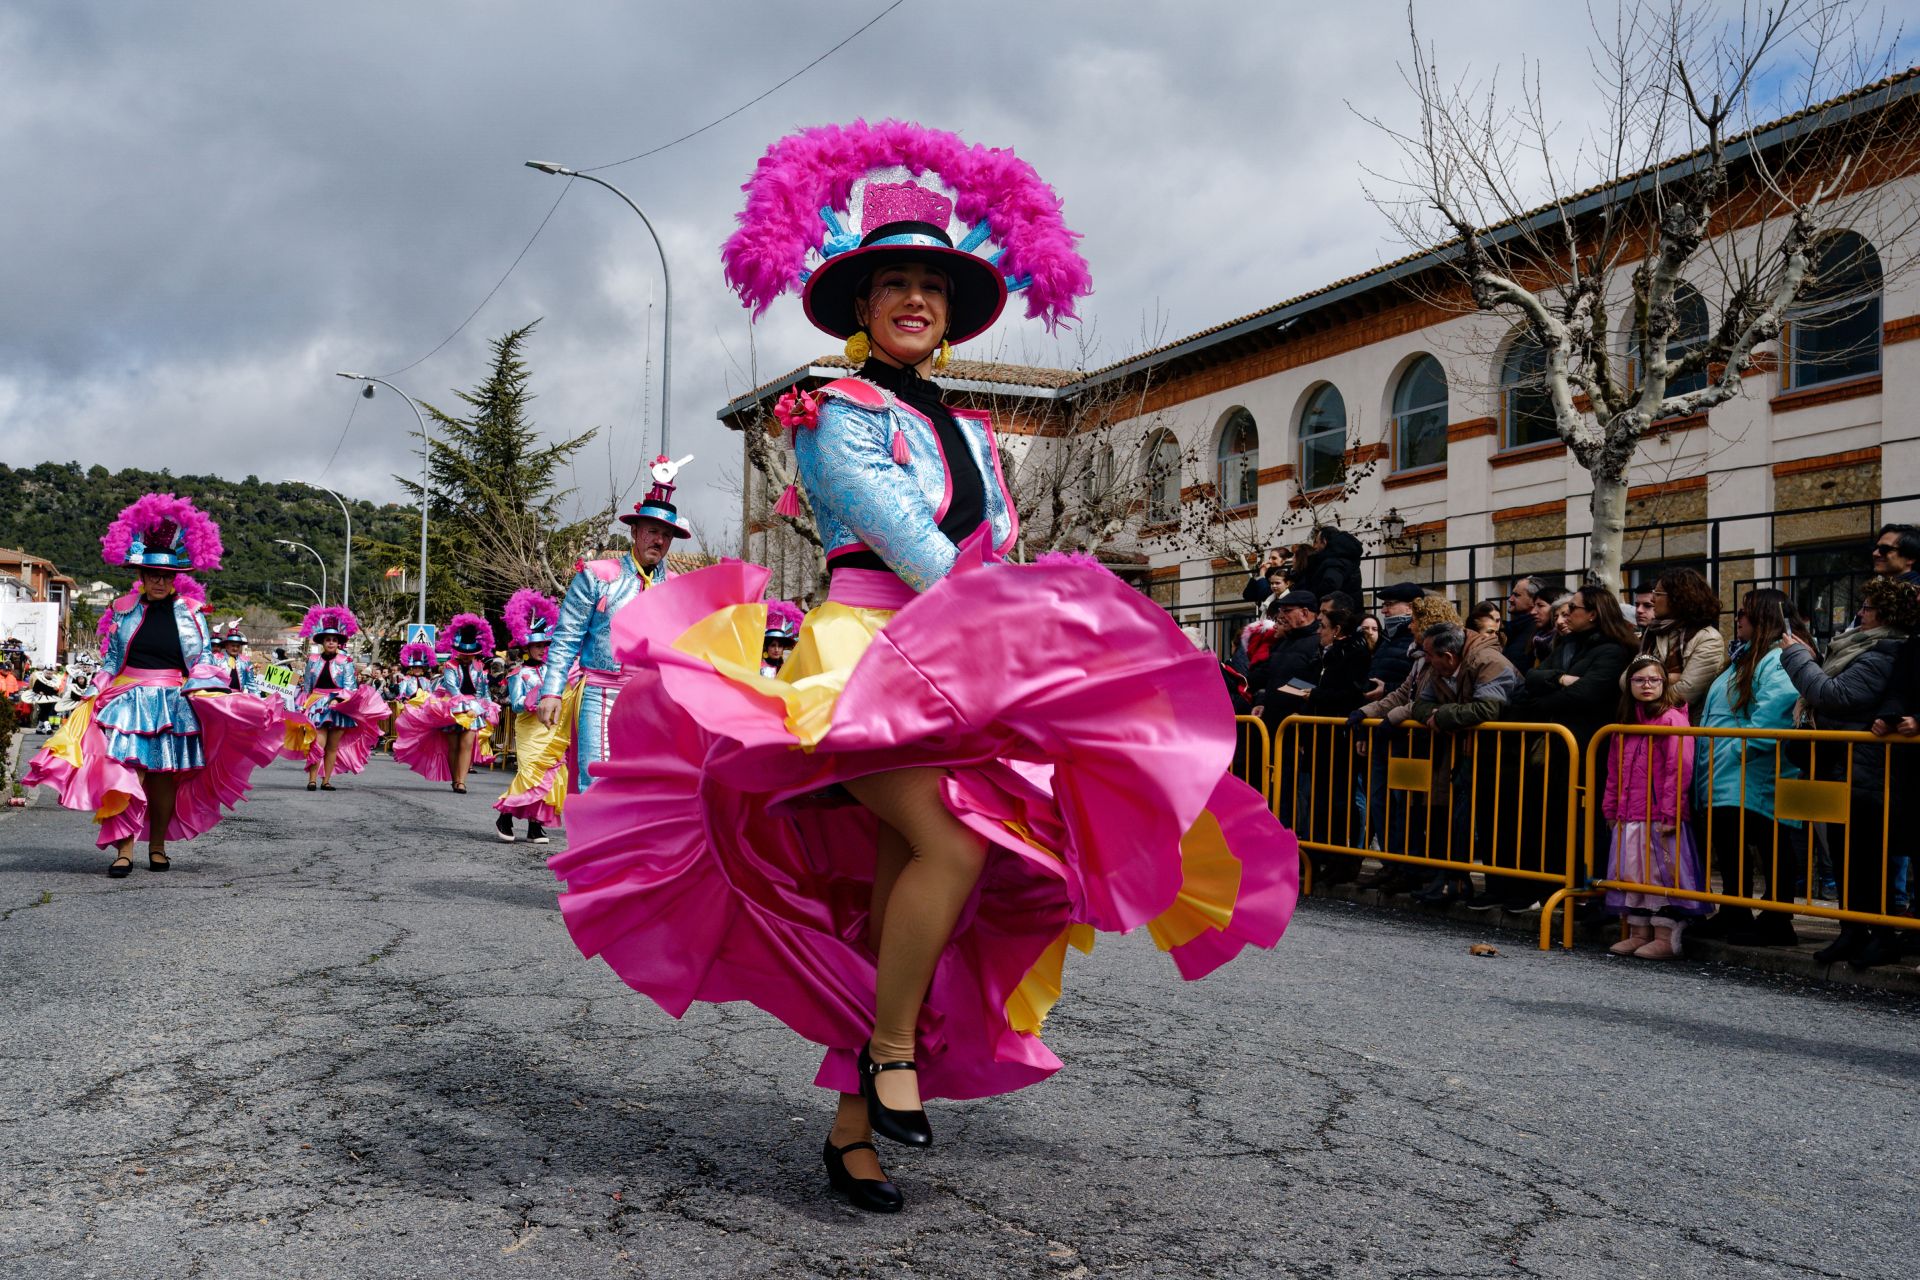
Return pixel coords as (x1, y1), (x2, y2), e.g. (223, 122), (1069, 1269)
(406, 623), (437, 648)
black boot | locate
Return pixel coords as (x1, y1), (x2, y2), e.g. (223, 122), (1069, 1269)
(1691, 906), (1752, 940)
(494, 812), (515, 842)
(527, 820), (550, 844)
(1811, 924), (1866, 965)
(1731, 912), (1799, 948)
(1851, 928), (1907, 969)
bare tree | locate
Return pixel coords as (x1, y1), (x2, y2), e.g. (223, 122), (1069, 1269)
(1158, 413), (1390, 573)
(1364, 0), (1920, 587)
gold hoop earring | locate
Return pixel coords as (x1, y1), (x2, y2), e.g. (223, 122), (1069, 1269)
(933, 339), (952, 370)
(844, 330), (871, 363)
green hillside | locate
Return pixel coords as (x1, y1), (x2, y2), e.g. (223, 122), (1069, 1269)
(0, 461), (420, 616)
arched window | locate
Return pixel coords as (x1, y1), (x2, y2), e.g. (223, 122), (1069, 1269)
(1214, 408), (1259, 508)
(1081, 442), (1117, 503)
(1500, 334), (1556, 448)
(1788, 231), (1882, 388)
(1146, 431), (1181, 523)
(1633, 282), (1711, 399)
(1298, 384), (1347, 490)
(1391, 355), (1448, 471)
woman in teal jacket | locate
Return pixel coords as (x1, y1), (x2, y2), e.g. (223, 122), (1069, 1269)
(1693, 589), (1803, 944)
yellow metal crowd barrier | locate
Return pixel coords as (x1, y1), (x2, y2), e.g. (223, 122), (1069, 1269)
(1585, 723), (1919, 933)
(1267, 713), (1920, 952)
(1273, 716), (1584, 949)
(1232, 715), (1272, 801)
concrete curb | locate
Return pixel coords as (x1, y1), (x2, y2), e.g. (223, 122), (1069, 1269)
(1, 724), (45, 815)
(1308, 880), (1920, 997)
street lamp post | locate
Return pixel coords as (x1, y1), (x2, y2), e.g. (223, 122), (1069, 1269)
(275, 539), (327, 608)
(285, 479), (352, 613)
(335, 373), (431, 626)
(524, 161), (673, 454)
(279, 580), (321, 604)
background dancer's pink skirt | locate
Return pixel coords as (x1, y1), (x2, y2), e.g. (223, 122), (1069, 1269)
(26, 688), (284, 847)
(393, 697), (496, 783)
(551, 546), (1298, 1102)
(281, 686), (389, 775)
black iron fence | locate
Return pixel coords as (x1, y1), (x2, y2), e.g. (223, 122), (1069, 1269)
(1160, 492), (1916, 655)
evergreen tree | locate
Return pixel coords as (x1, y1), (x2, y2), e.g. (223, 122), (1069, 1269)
(399, 321), (607, 621)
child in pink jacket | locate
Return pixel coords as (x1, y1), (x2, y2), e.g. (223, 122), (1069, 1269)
(1604, 657), (1708, 959)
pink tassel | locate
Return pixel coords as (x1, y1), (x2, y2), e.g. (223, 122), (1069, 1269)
(773, 484), (802, 518)
(891, 427), (910, 465)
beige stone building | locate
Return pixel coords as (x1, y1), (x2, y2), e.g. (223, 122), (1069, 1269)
(722, 70), (1920, 642)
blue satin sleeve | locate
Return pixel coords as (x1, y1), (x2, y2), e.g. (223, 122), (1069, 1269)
(543, 570), (596, 699)
(338, 658), (358, 693)
(795, 399), (954, 593)
(101, 610), (130, 679)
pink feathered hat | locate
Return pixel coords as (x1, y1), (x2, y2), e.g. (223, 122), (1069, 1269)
(398, 641), (438, 669)
(299, 605), (359, 640)
(445, 612), (495, 656)
(101, 493), (224, 572)
(503, 589), (560, 648)
(722, 120), (1091, 345)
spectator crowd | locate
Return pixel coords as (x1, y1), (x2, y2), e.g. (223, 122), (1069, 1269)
(1225, 522), (1920, 970)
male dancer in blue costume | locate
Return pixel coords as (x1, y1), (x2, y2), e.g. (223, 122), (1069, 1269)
(536, 455), (692, 790)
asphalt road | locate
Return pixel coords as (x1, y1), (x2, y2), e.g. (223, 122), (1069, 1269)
(2, 754), (1916, 1279)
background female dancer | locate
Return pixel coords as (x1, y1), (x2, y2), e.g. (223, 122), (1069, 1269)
(494, 590), (575, 843)
(550, 122), (1297, 1214)
(284, 606), (387, 792)
(394, 614), (496, 793)
(25, 494), (280, 875)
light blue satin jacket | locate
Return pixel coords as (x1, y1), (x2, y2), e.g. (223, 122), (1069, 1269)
(434, 657), (492, 716)
(396, 675), (427, 701)
(791, 378), (1019, 593)
(298, 654), (358, 698)
(207, 652), (264, 695)
(101, 597), (223, 692)
(506, 663), (546, 713)
(541, 553), (667, 698)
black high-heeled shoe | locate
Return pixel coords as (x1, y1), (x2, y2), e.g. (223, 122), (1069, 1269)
(822, 1138), (903, 1213)
(858, 1046), (932, 1148)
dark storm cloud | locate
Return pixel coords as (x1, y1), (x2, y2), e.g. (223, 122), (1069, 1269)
(0, 1), (1627, 539)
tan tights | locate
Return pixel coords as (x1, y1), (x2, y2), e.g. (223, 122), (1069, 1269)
(114, 770), (178, 861)
(307, 727), (345, 784)
(829, 768), (987, 1168)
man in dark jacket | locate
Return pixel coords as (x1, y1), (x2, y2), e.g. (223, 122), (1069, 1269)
(1302, 526), (1364, 604)
(1251, 590), (1321, 719)
(1366, 583), (1422, 699)
(1502, 575), (1545, 670)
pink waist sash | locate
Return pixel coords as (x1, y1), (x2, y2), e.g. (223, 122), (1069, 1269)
(828, 568), (917, 612)
(583, 669), (625, 690)
(96, 668), (186, 711)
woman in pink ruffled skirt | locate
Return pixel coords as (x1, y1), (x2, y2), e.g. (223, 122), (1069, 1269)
(551, 122), (1299, 1212)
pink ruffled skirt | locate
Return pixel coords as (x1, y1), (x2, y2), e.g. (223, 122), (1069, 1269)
(550, 549), (1298, 1101)
(393, 696), (496, 783)
(25, 686), (284, 848)
(281, 686), (390, 775)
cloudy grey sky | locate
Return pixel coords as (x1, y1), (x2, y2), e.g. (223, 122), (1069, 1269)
(4, 1), (1908, 545)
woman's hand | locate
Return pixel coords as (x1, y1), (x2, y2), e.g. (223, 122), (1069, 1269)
(1779, 632), (1810, 652)
(1900, 715), (1920, 737)
(1558, 674), (1578, 687)
(1872, 718), (1892, 737)
(1656, 821), (1676, 835)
